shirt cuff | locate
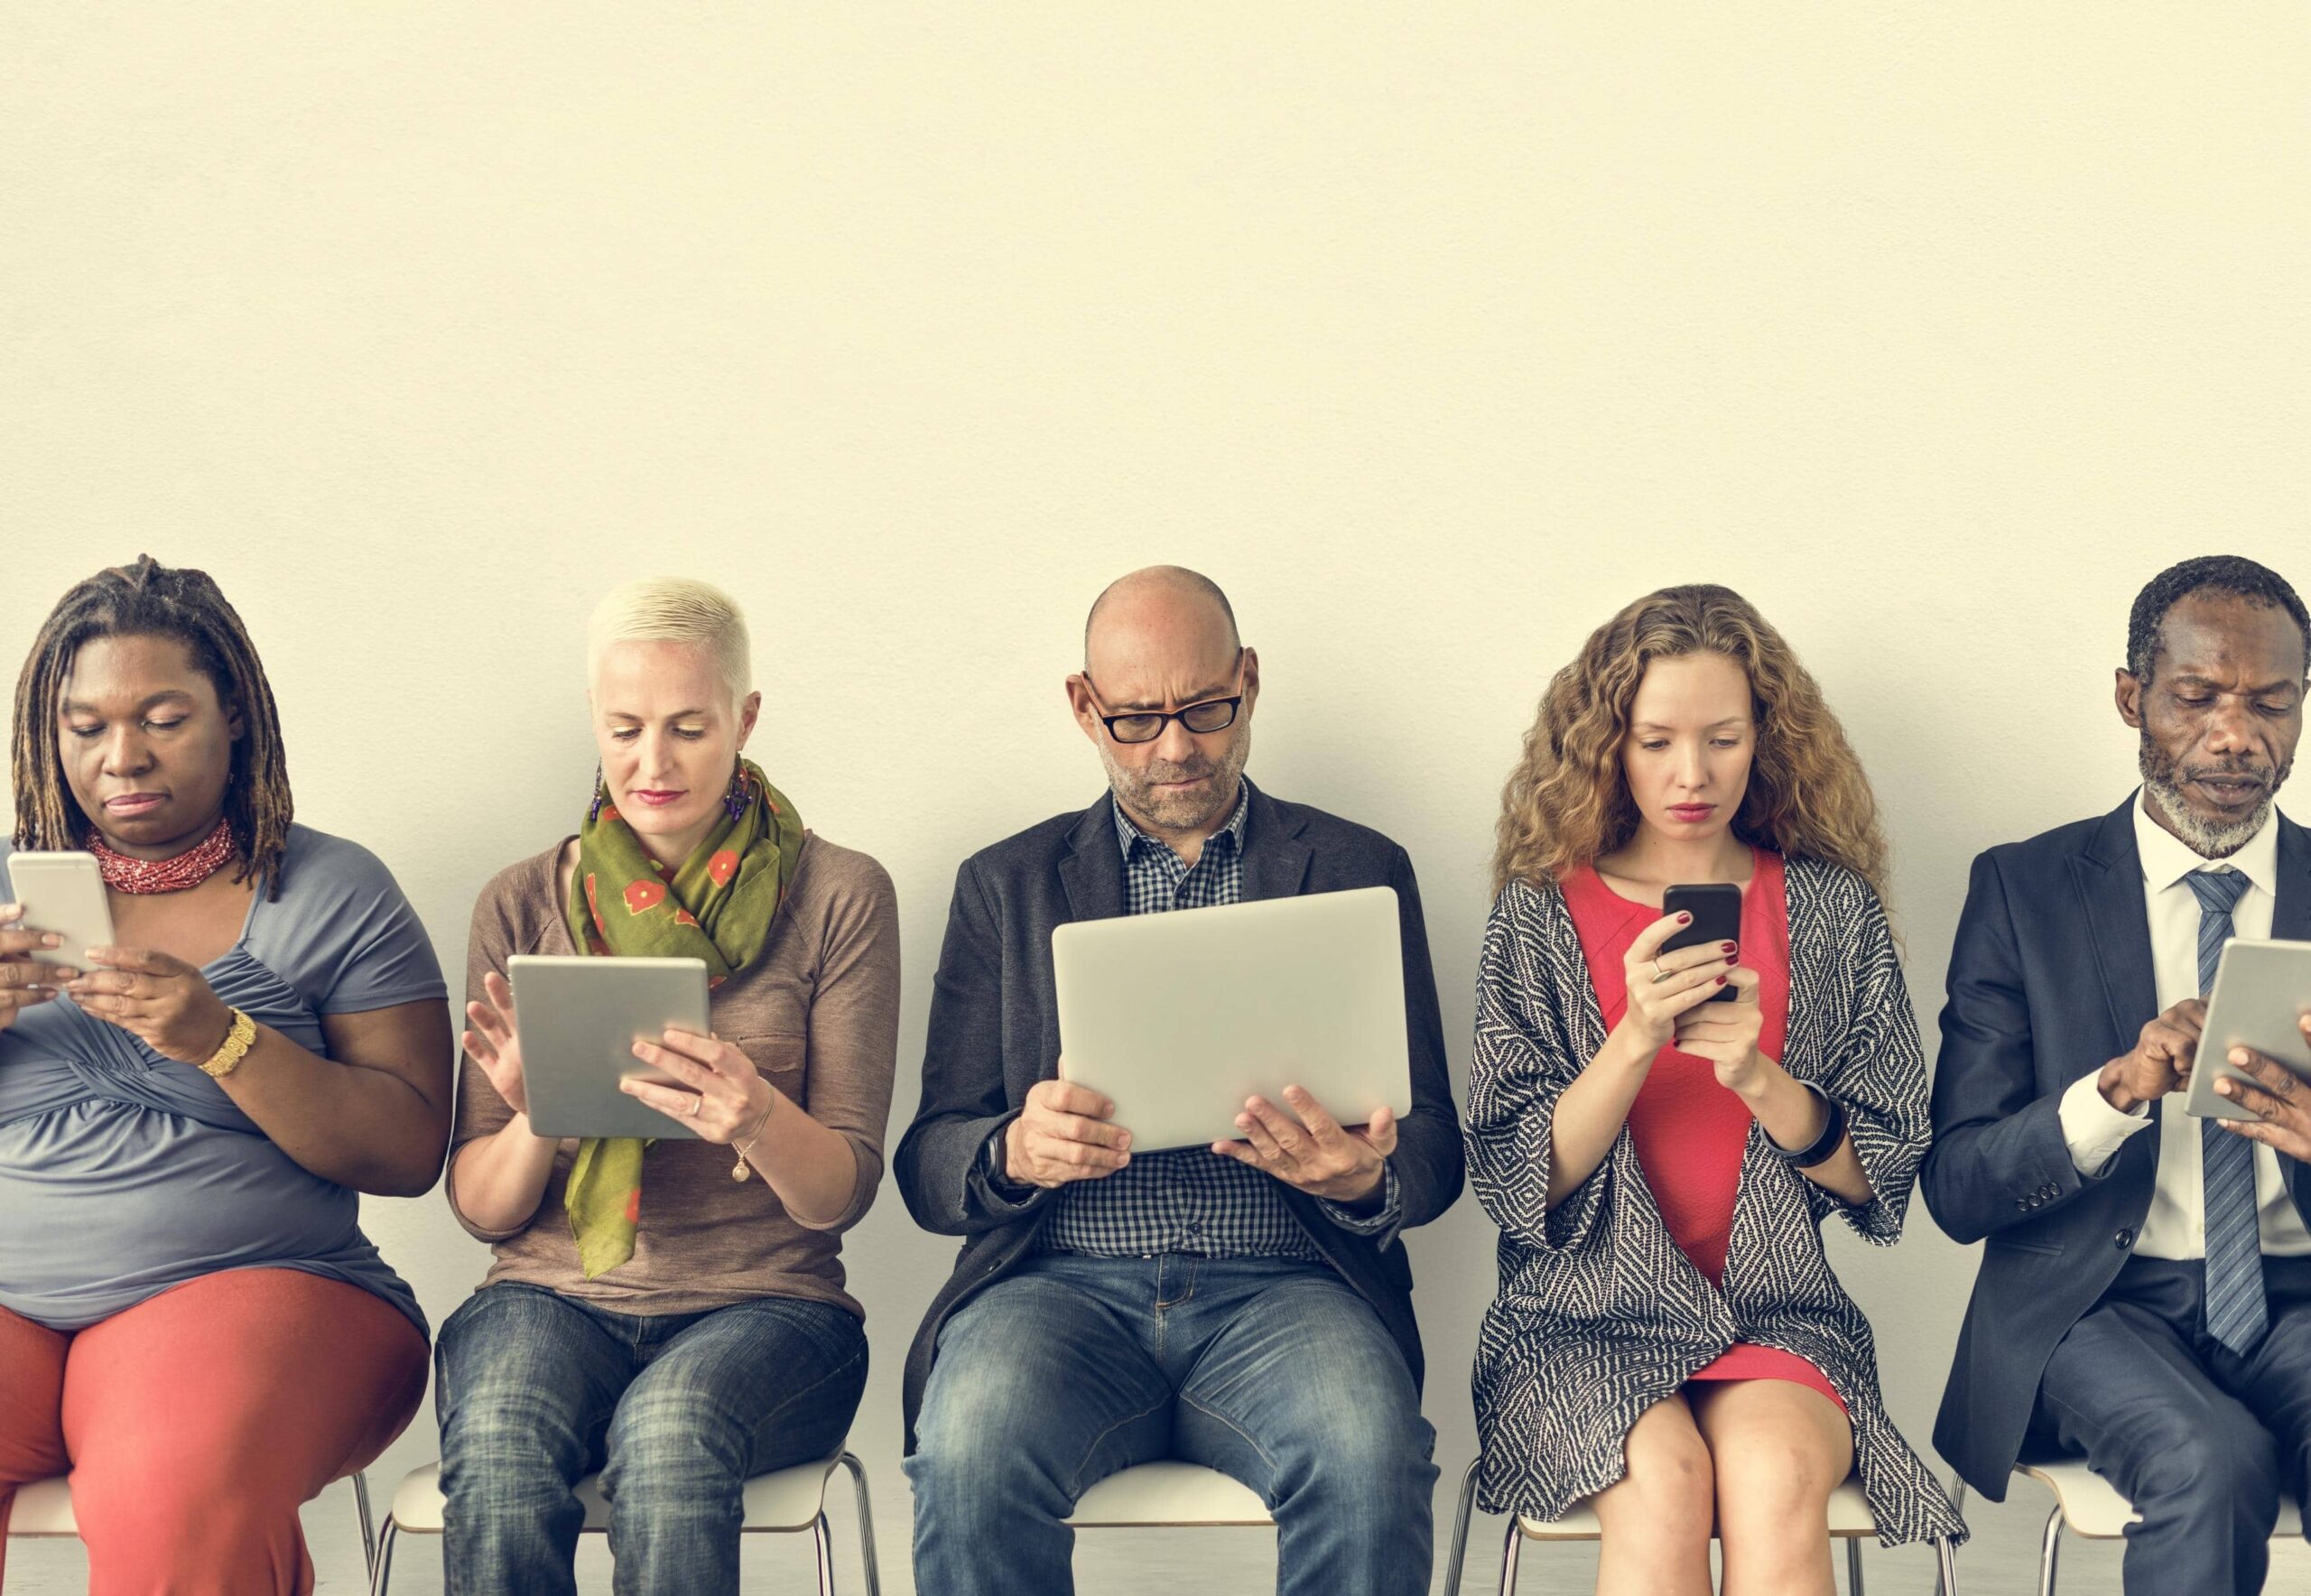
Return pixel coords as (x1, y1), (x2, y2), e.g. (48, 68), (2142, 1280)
(2058, 1070), (2150, 1176)
(1317, 1161), (1403, 1242)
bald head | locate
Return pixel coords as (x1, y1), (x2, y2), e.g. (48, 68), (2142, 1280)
(1083, 565), (1239, 673)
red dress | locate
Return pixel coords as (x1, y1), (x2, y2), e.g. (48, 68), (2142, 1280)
(1563, 849), (1845, 1411)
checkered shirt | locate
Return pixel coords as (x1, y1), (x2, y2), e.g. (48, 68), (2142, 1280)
(1032, 779), (1401, 1257)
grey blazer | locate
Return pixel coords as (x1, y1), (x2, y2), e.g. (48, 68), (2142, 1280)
(1465, 856), (1964, 1546)
(893, 784), (1465, 1450)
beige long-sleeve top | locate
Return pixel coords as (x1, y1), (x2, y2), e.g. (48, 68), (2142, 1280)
(447, 831), (900, 1320)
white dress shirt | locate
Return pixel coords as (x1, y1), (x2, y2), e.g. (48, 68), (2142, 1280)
(2056, 793), (2311, 1257)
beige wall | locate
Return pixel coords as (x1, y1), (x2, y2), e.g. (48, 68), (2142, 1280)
(6, 6), (2307, 1589)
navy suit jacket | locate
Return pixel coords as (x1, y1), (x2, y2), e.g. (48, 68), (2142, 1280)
(892, 784), (1464, 1452)
(1921, 794), (2311, 1497)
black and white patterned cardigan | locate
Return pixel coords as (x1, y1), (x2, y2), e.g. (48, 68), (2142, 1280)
(1464, 855), (1965, 1547)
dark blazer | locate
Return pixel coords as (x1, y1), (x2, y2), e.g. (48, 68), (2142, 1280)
(893, 784), (1464, 1450)
(1922, 794), (2311, 1498)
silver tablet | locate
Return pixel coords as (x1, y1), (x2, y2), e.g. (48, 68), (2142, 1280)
(2184, 939), (2311, 1121)
(508, 954), (710, 1140)
(1053, 885), (1411, 1153)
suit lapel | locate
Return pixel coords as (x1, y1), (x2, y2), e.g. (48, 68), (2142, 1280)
(1055, 794), (1129, 924)
(1239, 784), (1313, 903)
(2071, 797), (2160, 1072)
(2273, 812), (2311, 942)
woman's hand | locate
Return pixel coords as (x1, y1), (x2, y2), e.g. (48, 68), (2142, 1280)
(1673, 967), (1771, 1094)
(462, 970), (533, 1119)
(0, 904), (68, 1032)
(621, 1027), (773, 1145)
(1617, 911), (1739, 1050)
(64, 946), (237, 1065)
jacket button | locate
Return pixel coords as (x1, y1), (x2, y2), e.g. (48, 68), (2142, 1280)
(2115, 1229), (2134, 1249)
(2017, 1198), (2030, 1211)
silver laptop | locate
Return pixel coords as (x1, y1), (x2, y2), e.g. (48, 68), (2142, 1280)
(1053, 885), (1410, 1153)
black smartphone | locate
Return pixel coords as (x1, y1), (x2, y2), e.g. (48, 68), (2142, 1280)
(1660, 882), (1742, 1003)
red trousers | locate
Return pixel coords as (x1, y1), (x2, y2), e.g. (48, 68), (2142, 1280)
(0, 1268), (427, 1595)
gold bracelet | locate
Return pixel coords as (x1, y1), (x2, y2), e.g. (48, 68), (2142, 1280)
(199, 1008), (258, 1079)
(730, 1090), (774, 1183)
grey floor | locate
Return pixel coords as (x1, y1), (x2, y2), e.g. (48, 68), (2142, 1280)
(13, 1474), (2311, 1595)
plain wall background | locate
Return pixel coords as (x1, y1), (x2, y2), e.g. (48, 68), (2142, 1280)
(6, 6), (2307, 1591)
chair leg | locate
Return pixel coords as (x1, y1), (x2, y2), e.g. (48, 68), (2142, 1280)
(1496, 1514), (1522, 1596)
(1846, 1534), (1865, 1595)
(351, 1471), (376, 1576)
(1934, 1471), (1968, 1596)
(1934, 1535), (1961, 1596)
(2038, 1505), (2063, 1596)
(837, 1451), (882, 1596)
(367, 1518), (399, 1596)
(814, 1512), (837, 1596)
(1440, 1458), (1480, 1596)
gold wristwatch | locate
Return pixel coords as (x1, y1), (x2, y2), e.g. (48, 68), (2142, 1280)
(199, 1008), (258, 1079)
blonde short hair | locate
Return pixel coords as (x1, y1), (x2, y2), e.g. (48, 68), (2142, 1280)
(587, 578), (753, 709)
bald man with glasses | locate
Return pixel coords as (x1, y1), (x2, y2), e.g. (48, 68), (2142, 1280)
(895, 566), (1463, 1596)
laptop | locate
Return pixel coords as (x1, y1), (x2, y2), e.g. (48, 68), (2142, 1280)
(1053, 885), (1411, 1153)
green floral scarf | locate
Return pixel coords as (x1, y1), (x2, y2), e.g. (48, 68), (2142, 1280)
(562, 759), (803, 1277)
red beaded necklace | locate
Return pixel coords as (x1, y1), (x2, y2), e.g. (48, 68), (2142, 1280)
(85, 815), (239, 895)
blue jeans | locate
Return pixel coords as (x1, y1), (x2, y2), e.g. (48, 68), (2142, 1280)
(434, 1283), (867, 1596)
(905, 1253), (1436, 1596)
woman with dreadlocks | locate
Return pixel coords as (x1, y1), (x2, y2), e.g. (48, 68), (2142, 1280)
(0, 557), (452, 1594)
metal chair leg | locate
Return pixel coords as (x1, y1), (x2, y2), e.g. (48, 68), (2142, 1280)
(1440, 1458), (1480, 1595)
(1934, 1534), (1961, 1596)
(1846, 1534), (1865, 1595)
(1496, 1513), (1523, 1595)
(813, 1512), (837, 1596)
(367, 1518), (399, 1596)
(2038, 1505), (2063, 1596)
(837, 1450), (882, 1596)
(351, 1471), (376, 1575)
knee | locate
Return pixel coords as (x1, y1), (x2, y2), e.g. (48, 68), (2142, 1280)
(1713, 1434), (1841, 1546)
(1604, 1428), (1715, 1543)
(1276, 1397), (1435, 1505)
(600, 1389), (751, 1502)
(2135, 1419), (2280, 1525)
(907, 1365), (1058, 1515)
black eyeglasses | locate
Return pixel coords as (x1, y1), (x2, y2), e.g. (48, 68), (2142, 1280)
(1081, 668), (1245, 745)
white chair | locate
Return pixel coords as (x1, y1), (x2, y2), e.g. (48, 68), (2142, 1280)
(366, 1450), (879, 1596)
(1064, 1460), (1274, 1531)
(1947, 1458), (2302, 1596)
(4, 1472), (376, 1575)
(1443, 1458), (1962, 1594)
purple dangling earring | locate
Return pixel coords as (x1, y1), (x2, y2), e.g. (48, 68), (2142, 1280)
(724, 763), (749, 821)
(589, 764), (608, 823)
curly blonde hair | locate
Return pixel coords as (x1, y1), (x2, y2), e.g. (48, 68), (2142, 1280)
(1494, 584), (1889, 899)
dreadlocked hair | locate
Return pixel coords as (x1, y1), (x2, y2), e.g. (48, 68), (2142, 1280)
(11, 556), (294, 898)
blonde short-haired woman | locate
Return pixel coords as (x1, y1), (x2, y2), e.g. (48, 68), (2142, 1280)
(432, 578), (901, 1595)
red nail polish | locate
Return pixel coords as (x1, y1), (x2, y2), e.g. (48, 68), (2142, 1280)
(1722, 942), (1738, 953)
(1716, 975), (1728, 986)
(1677, 913), (1693, 924)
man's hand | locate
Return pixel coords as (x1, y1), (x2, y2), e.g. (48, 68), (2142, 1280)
(1210, 1084), (1394, 1204)
(2098, 999), (2207, 1114)
(2213, 1023), (2311, 1163)
(1006, 1075), (1134, 1188)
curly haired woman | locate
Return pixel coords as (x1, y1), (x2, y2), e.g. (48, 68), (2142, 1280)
(0, 557), (451, 1594)
(1463, 584), (1962, 1594)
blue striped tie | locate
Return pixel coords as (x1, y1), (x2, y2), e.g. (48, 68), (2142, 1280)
(2188, 868), (2265, 1354)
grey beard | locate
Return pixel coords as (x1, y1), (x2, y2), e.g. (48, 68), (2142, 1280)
(2140, 769), (2272, 859)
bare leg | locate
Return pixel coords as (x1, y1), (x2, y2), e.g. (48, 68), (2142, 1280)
(1590, 1394), (1714, 1596)
(1688, 1380), (1853, 1596)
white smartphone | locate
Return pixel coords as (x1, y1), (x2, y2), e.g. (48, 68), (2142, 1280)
(5, 851), (116, 968)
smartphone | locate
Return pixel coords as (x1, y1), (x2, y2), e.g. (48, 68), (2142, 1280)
(1661, 882), (1742, 1003)
(5, 851), (116, 968)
